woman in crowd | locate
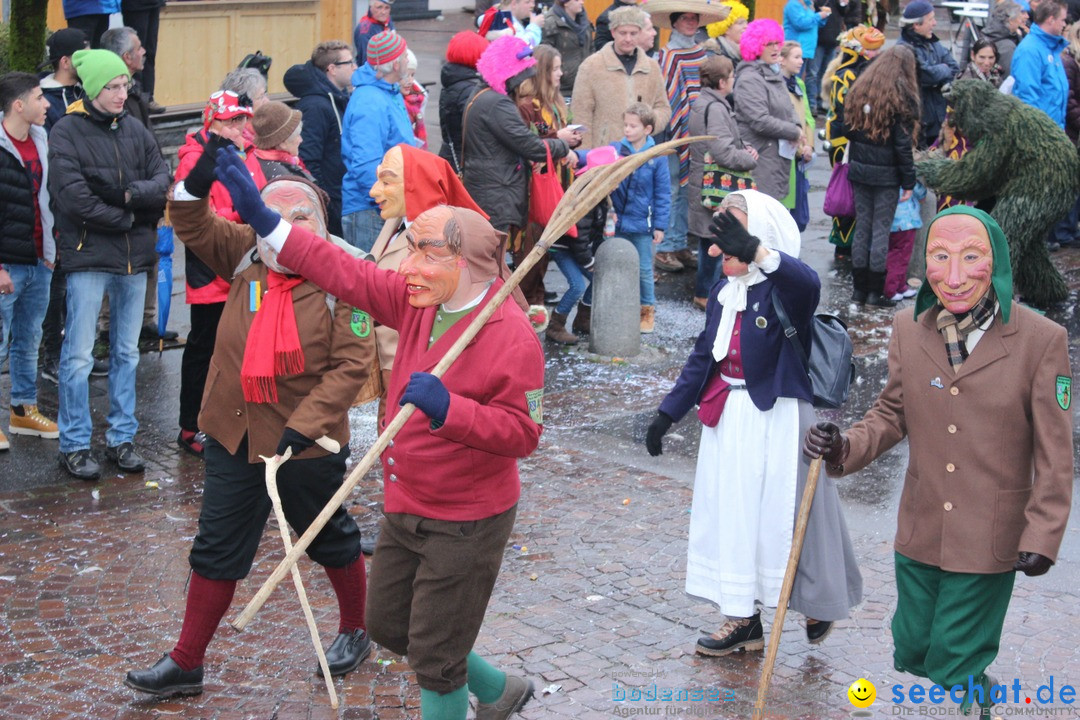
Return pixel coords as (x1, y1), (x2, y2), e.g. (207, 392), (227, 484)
(978, 0), (1026, 77)
(438, 31), (489, 175)
(541, 0), (595, 97)
(250, 101), (315, 184)
(844, 44), (919, 308)
(703, 0), (750, 68)
(779, 41), (815, 231)
(645, 189), (862, 657)
(220, 68), (269, 148)
(688, 55), (758, 310)
(958, 38), (1003, 87)
(734, 19), (803, 202)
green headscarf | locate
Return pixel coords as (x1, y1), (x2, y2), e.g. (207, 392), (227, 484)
(913, 206), (1013, 324)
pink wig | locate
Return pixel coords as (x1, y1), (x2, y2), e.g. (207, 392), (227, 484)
(739, 19), (784, 61)
(476, 35), (536, 95)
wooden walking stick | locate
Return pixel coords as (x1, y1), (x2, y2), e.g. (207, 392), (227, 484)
(754, 456), (823, 715)
(230, 135), (712, 632)
(261, 444), (340, 709)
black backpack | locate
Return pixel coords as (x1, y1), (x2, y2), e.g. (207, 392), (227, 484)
(771, 290), (855, 409)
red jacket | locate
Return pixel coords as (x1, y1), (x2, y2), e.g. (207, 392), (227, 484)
(278, 225), (545, 521)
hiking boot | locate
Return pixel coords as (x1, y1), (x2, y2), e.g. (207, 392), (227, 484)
(545, 312), (579, 345)
(571, 302), (591, 335)
(696, 613), (764, 656)
(124, 654), (203, 697)
(318, 629), (371, 677)
(640, 305), (655, 333)
(654, 251), (684, 272)
(9, 405), (59, 439)
(475, 674), (534, 720)
(59, 449), (101, 481)
(105, 442), (145, 473)
(674, 247), (698, 270)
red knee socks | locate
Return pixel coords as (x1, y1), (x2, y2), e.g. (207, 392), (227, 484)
(170, 572), (237, 671)
(324, 556), (367, 633)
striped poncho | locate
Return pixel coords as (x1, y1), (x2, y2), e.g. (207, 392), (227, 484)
(658, 43), (707, 186)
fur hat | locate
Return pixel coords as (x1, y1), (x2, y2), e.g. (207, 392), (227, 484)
(706, 1), (750, 38)
(367, 30), (407, 67)
(446, 30), (489, 69)
(71, 48), (130, 100)
(253, 101), (302, 149)
(476, 35), (536, 95)
(740, 19), (784, 61)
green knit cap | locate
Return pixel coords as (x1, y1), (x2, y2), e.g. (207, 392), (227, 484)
(913, 206), (1013, 324)
(72, 48), (131, 100)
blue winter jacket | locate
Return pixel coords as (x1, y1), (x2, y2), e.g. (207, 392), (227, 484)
(63, 0), (121, 17)
(341, 64), (418, 215)
(608, 136), (671, 234)
(1011, 24), (1069, 129)
(783, 0), (827, 61)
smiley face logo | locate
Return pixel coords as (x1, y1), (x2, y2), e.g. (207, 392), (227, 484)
(848, 678), (876, 708)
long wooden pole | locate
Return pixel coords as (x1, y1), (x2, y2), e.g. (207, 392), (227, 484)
(754, 457), (823, 715)
(230, 136), (711, 632)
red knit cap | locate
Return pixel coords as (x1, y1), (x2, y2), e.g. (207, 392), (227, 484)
(367, 30), (407, 66)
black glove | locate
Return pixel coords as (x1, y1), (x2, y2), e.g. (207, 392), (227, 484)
(803, 421), (849, 465)
(276, 427), (315, 457)
(400, 372), (451, 426)
(709, 211), (760, 264)
(645, 412), (674, 457)
(1014, 551), (1053, 577)
(88, 179), (129, 209)
(184, 132), (236, 199)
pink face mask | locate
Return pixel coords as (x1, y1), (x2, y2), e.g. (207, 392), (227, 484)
(924, 214), (994, 315)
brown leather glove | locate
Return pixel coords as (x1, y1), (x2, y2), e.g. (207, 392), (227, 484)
(803, 421), (849, 467)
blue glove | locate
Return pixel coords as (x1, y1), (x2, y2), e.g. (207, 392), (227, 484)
(400, 372), (450, 427)
(214, 147), (281, 237)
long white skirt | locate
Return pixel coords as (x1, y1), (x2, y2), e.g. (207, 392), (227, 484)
(685, 391), (800, 618)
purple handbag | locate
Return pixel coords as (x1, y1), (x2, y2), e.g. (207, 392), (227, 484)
(822, 148), (855, 218)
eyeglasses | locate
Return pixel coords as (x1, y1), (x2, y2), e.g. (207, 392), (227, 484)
(330, 58), (357, 67)
(102, 80), (134, 94)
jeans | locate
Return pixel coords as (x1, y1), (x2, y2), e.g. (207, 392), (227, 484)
(805, 44), (837, 113)
(59, 271), (146, 452)
(693, 234), (722, 299)
(551, 250), (593, 316)
(341, 208), (385, 253)
(621, 231), (657, 306)
(0, 259), (52, 406)
(656, 153), (688, 253)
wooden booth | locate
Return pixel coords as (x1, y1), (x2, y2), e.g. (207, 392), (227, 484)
(47, 0), (353, 108)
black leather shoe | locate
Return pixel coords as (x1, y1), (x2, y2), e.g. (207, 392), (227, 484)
(696, 613), (764, 656)
(124, 654), (203, 697)
(59, 449), (101, 481)
(319, 628), (371, 677)
(106, 442), (145, 473)
(142, 323), (179, 342)
(806, 619), (833, 645)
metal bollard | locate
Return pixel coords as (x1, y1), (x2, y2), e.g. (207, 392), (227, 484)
(590, 237), (641, 357)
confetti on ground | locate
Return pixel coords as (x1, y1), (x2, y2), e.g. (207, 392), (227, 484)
(91, 490), (100, 500)
(529, 573), (538, 581)
(145, 481), (159, 489)
(622, 498), (631, 505)
(542, 684), (562, 695)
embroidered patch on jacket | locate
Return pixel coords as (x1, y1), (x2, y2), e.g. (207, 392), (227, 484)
(1056, 375), (1071, 411)
(525, 389), (543, 424)
(350, 309), (371, 338)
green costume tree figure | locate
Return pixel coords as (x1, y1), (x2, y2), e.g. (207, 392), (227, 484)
(7, 1), (48, 73)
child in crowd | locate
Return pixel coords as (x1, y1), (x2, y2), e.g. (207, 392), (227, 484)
(608, 103), (670, 333)
(885, 182), (926, 302)
(401, 49), (428, 150)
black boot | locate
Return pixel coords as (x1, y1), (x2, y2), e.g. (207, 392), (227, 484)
(319, 628), (372, 677)
(124, 654), (204, 697)
(851, 267), (868, 305)
(865, 270), (897, 308)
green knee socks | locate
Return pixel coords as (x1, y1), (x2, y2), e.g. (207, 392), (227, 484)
(420, 685), (469, 720)
(467, 651), (506, 704)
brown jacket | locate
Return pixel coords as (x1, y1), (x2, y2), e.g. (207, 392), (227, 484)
(570, 43), (671, 149)
(838, 304), (1073, 574)
(170, 198), (375, 463)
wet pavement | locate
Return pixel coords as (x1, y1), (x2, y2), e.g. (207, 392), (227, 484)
(3, 12), (1080, 720)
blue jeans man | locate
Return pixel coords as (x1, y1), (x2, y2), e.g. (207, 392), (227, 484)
(58, 271), (146, 476)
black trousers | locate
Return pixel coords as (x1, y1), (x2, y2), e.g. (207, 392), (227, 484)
(189, 436), (362, 580)
(122, 7), (161, 99)
(41, 262), (66, 362)
(178, 301), (223, 432)
(65, 14), (111, 48)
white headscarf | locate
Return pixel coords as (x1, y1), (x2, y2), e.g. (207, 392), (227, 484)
(711, 190), (801, 362)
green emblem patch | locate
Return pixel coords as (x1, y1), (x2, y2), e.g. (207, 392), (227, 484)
(1056, 375), (1071, 411)
(525, 389), (543, 424)
(350, 309), (371, 338)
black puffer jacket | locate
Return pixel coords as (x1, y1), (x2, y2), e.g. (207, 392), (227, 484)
(47, 99), (171, 274)
(847, 118), (916, 189)
(460, 83), (569, 232)
(0, 121), (54, 265)
(438, 62), (482, 174)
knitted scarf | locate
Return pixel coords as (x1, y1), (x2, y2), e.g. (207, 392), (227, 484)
(553, 3), (591, 47)
(241, 270), (305, 403)
(935, 290), (997, 372)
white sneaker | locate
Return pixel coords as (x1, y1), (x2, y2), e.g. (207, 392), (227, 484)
(891, 293), (905, 302)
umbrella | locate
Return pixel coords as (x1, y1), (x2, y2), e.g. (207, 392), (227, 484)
(155, 224), (174, 353)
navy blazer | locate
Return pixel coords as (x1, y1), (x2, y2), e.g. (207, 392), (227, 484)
(659, 251), (820, 420)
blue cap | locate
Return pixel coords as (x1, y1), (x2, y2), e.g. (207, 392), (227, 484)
(902, 0), (934, 20)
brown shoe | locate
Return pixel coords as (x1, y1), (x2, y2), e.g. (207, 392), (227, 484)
(692, 297), (708, 311)
(9, 405), (59, 439)
(675, 247), (698, 270)
(654, 251), (684, 272)
(572, 302), (591, 334)
(475, 674), (534, 720)
(639, 305), (655, 333)
(545, 312), (579, 345)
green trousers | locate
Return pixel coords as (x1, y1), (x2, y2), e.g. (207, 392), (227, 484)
(892, 553), (1014, 711)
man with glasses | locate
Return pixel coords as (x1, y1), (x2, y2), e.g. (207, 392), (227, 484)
(47, 49), (170, 480)
(283, 41), (355, 237)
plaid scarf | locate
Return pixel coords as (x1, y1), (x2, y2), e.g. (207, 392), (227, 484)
(935, 291), (997, 372)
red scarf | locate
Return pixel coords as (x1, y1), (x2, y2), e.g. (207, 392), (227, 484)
(241, 270), (306, 403)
